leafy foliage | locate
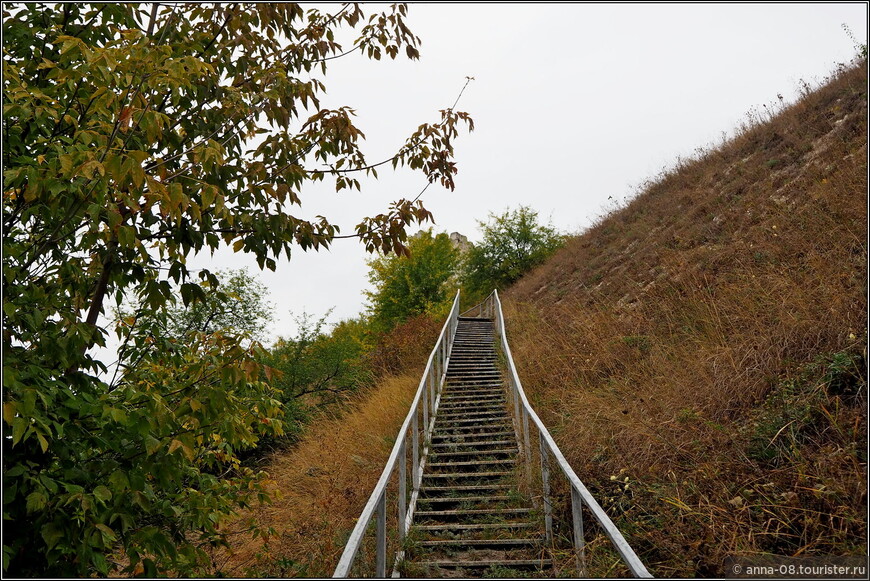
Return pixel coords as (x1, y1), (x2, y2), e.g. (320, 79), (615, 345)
(462, 206), (564, 299)
(172, 269), (271, 341)
(260, 313), (373, 442)
(365, 229), (460, 333)
(2, 3), (472, 576)
(118, 268), (274, 347)
(4, 304), (284, 576)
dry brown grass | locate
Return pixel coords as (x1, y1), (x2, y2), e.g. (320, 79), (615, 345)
(367, 314), (443, 376)
(201, 373), (418, 578)
(503, 61), (867, 575)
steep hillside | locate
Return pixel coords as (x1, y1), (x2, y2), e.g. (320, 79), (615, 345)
(202, 374), (419, 577)
(503, 61), (866, 575)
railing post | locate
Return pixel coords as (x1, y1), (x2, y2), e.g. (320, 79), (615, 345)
(521, 406), (531, 463)
(398, 440), (407, 541)
(512, 379), (521, 449)
(539, 436), (553, 544)
(521, 401), (533, 493)
(376, 492), (387, 577)
(444, 330), (449, 371)
(432, 344), (441, 387)
(422, 375), (430, 440)
(428, 367), (436, 431)
(571, 485), (587, 577)
(439, 341), (444, 381)
(412, 411), (420, 488)
(440, 338), (446, 381)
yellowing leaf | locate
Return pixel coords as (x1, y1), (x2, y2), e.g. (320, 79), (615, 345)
(36, 432), (49, 453)
(26, 491), (47, 513)
(168, 439), (183, 455)
(93, 485), (112, 503)
(11, 417), (27, 445)
(3, 401), (16, 424)
(79, 159), (105, 179)
(144, 435), (161, 455)
(95, 523), (116, 542)
(201, 186), (215, 209)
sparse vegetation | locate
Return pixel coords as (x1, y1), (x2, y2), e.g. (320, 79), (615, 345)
(202, 374), (419, 578)
(503, 59), (867, 575)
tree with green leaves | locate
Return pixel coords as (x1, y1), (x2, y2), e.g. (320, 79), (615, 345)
(365, 229), (460, 333)
(462, 206), (564, 299)
(2, 3), (472, 576)
(131, 268), (274, 345)
(260, 313), (373, 443)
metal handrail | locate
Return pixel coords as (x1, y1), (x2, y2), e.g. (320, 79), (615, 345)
(333, 291), (461, 578)
(486, 289), (653, 578)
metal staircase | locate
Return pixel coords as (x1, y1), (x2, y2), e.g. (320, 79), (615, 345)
(333, 291), (652, 578)
(404, 317), (550, 576)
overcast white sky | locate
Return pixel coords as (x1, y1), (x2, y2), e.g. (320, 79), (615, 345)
(188, 2), (868, 343)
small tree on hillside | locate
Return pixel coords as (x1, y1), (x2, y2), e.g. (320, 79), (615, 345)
(118, 268), (273, 345)
(365, 229), (460, 333)
(462, 206), (564, 299)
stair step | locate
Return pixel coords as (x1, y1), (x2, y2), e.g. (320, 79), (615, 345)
(435, 424), (513, 434)
(437, 407), (505, 416)
(420, 484), (513, 494)
(437, 415), (509, 425)
(442, 388), (503, 394)
(422, 471), (512, 480)
(418, 495), (514, 505)
(444, 380), (501, 386)
(438, 407), (506, 415)
(427, 459), (515, 469)
(414, 522), (536, 531)
(437, 402), (504, 412)
(431, 431), (515, 442)
(418, 538), (540, 548)
(433, 419), (511, 430)
(431, 439), (515, 450)
(441, 391), (503, 398)
(416, 507), (532, 518)
(430, 448), (516, 459)
(414, 559), (552, 569)
(441, 389), (504, 399)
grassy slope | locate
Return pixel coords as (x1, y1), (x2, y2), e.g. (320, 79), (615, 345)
(204, 374), (418, 578)
(502, 62), (867, 575)
(201, 316), (442, 577)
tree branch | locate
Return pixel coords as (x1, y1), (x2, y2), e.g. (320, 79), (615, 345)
(145, 3), (159, 37)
